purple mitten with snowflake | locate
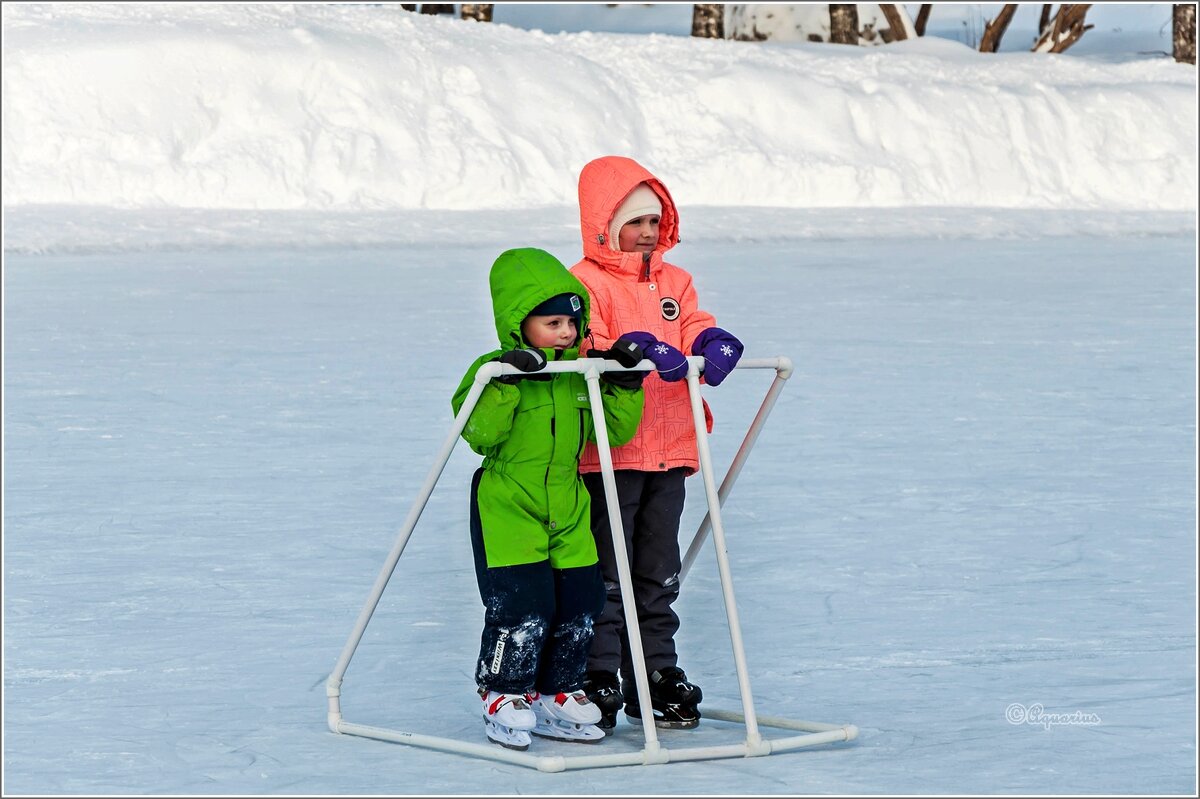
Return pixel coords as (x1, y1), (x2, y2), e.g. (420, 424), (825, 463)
(617, 331), (688, 382)
(692, 327), (743, 387)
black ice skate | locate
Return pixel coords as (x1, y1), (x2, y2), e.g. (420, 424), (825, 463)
(582, 670), (623, 733)
(623, 666), (703, 729)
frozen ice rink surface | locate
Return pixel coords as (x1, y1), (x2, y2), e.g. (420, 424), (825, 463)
(3, 221), (1196, 794)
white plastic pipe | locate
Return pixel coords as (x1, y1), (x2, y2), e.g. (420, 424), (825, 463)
(680, 356), (793, 582)
(763, 728), (860, 753)
(325, 353), (857, 771)
(326, 361), (504, 728)
(683, 358), (763, 748)
(704, 707), (860, 735)
(581, 361), (662, 753)
(327, 357), (630, 723)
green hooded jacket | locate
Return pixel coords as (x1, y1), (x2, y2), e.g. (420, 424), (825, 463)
(452, 248), (644, 569)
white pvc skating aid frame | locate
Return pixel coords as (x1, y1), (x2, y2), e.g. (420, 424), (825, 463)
(325, 355), (857, 772)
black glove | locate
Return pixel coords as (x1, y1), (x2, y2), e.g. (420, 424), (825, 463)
(588, 340), (646, 389)
(496, 348), (548, 384)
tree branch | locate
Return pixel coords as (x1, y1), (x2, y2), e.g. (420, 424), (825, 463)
(879, 4), (908, 41)
(1174, 3), (1196, 64)
(691, 4), (725, 39)
(1038, 4), (1053, 35)
(829, 5), (859, 45)
(461, 5), (494, 22)
(1033, 4), (1095, 53)
(979, 4), (1018, 53)
(915, 4), (932, 37)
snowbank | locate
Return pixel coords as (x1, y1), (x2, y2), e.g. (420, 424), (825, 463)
(2, 3), (1196, 212)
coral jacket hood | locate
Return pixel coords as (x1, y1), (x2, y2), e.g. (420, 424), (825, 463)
(577, 155), (680, 277)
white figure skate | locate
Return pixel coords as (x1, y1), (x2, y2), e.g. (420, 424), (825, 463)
(480, 690), (537, 751)
(531, 691), (606, 743)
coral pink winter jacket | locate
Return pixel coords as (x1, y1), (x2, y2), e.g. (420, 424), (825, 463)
(571, 156), (717, 476)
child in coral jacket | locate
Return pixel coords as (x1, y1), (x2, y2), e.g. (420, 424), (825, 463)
(451, 247), (646, 750)
(570, 156), (743, 731)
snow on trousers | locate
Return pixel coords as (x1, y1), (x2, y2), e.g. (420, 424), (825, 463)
(469, 468), (606, 694)
(583, 467), (687, 695)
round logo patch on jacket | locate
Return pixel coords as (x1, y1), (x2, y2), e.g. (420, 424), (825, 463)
(660, 297), (680, 321)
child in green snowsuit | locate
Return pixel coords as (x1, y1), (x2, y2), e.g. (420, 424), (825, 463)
(451, 247), (645, 750)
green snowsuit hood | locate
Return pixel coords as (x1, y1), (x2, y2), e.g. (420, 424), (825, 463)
(488, 246), (591, 352)
(452, 248), (643, 569)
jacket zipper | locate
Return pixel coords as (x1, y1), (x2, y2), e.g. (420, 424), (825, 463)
(546, 353), (559, 504)
(577, 408), (586, 461)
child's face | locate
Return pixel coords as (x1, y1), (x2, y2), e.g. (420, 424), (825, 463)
(617, 214), (660, 253)
(522, 314), (578, 350)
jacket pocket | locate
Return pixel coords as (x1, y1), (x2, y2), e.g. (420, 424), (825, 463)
(572, 391), (591, 459)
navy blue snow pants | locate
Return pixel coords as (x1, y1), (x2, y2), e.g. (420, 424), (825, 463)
(582, 468), (688, 698)
(469, 468), (605, 695)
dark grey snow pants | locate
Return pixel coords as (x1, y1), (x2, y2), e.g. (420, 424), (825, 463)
(582, 468), (687, 698)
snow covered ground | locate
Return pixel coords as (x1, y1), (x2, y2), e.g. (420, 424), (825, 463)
(3, 4), (1195, 213)
(3, 2), (1197, 795)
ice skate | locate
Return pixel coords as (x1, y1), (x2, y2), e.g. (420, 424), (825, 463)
(624, 667), (703, 729)
(583, 670), (623, 733)
(531, 691), (606, 743)
(480, 690), (536, 751)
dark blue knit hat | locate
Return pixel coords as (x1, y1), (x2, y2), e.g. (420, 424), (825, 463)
(528, 292), (583, 325)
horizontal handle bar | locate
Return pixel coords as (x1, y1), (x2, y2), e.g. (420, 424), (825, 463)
(477, 355), (792, 382)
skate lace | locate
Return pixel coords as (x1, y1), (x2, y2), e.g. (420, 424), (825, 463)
(650, 668), (701, 706)
(655, 668), (692, 691)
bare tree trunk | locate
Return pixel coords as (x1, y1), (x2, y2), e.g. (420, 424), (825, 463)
(1175, 4), (1197, 64)
(461, 5), (494, 22)
(400, 4), (416, 10)
(1038, 4), (1053, 35)
(829, 4), (859, 45)
(914, 4), (932, 36)
(979, 3), (1018, 52)
(419, 4), (454, 15)
(692, 4), (725, 38)
(1032, 4), (1094, 53)
(879, 4), (908, 41)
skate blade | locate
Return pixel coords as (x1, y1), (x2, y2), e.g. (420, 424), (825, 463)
(653, 718), (699, 729)
(484, 719), (532, 751)
(489, 736), (531, 751)
(625, 711), (700, 729)
(532, 720), (605, 744)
